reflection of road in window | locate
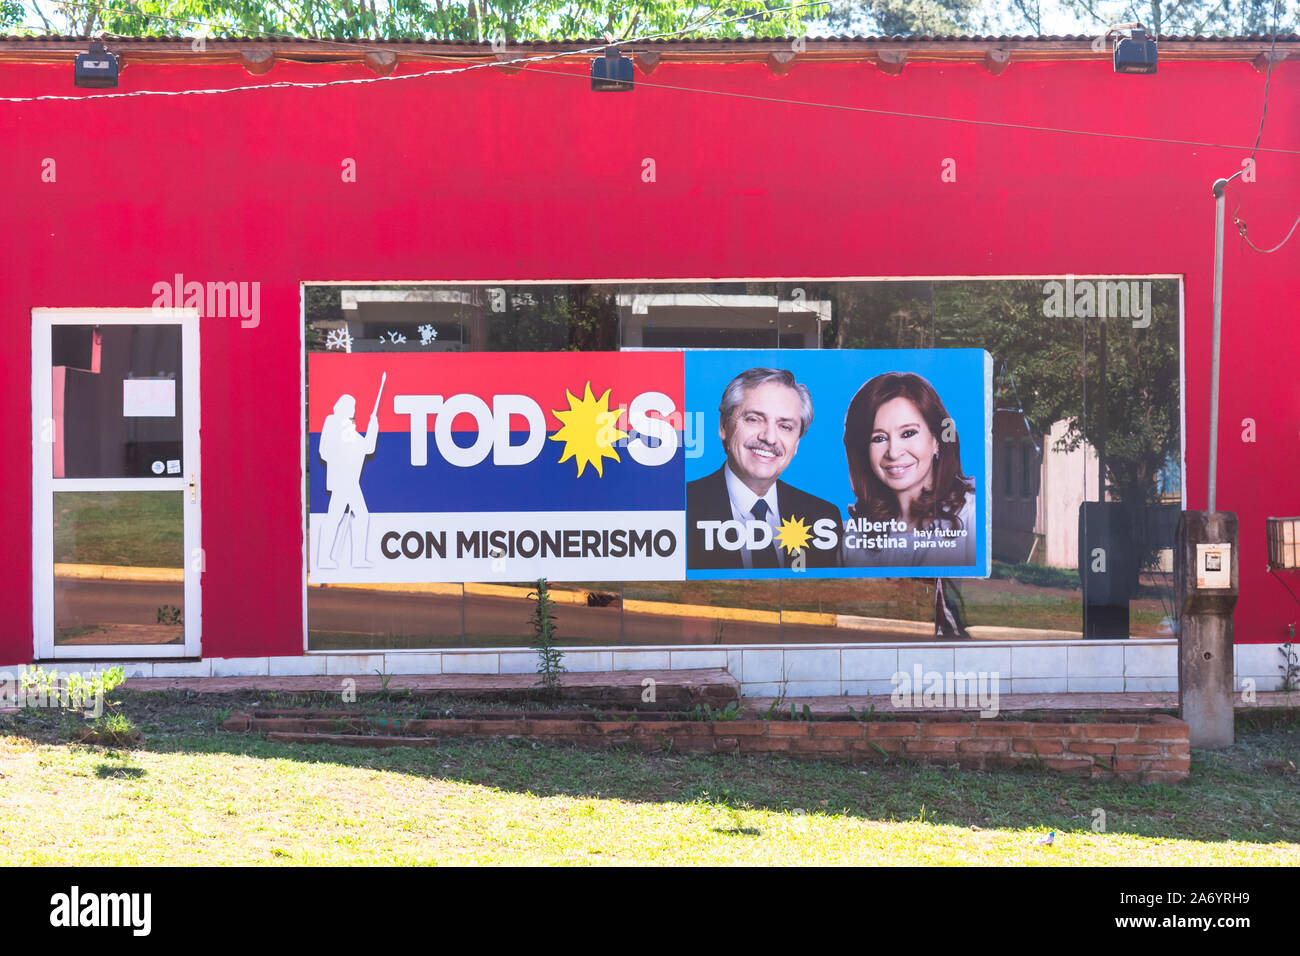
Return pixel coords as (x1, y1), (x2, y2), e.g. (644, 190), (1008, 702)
(53, 491), (185, 646)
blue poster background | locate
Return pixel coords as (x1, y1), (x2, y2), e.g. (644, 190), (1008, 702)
(684, 349), (991, 578)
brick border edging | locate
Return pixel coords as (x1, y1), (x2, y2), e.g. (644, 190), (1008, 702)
(225, 713), (1190, 783)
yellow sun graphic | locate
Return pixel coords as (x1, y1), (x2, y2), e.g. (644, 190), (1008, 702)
(550, 382), (628, 477)
(775, 515), (813, 555)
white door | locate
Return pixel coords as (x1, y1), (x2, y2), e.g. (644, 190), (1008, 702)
(33, 309), (202, 659)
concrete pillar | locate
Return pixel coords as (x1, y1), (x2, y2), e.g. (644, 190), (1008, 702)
(1175, 511), (1238, 749)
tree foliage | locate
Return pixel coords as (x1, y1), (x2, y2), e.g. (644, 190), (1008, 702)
(825, 278), (1182, 508)
(1051, 0), (1295, 37)
(0, 0), (23, 29)
(933, 279), (1181, 508)
(819, 0), (981, 35)
(25, 0), (832, 41)
(17, 0), (1292, 38)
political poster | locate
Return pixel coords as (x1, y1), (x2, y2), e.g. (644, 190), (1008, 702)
(307, 349), (990, 582)
(683, 349), (991, 579)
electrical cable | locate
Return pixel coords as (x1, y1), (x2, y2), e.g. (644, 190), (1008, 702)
(1268, 572), (1300, 608)
(0, 2), (851, 102)
(1248, 0), (1280, 163)
(527, 65), (1300, 154)
(3, 7), (1299, 162)
(1221, 1), (1300, 254)
(1235, 208), (1300, 253)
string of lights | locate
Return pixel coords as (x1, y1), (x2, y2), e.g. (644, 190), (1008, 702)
(1, 2), (833, 101)
(4, 4), (1298, 231)
(2, 38), (1297, 160)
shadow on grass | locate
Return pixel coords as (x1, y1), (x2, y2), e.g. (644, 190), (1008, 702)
(94, 763), (146, 779)
(3, 692), (1297, 846)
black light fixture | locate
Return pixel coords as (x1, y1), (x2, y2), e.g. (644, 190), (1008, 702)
(591, 46), (633, 92)
(75, 41), (119, 88)
(1112, 24), (1157, 75)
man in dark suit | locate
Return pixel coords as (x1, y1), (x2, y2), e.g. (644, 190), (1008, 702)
(687, 368), (842, 571)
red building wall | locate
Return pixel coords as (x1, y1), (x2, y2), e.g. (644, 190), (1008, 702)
(1, 49), (1296, 662)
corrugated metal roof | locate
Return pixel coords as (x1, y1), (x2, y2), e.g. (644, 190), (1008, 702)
(0, 32), (1290, 67)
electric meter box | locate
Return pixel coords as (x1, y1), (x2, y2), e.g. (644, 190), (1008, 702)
(1177, 512), (1238, 615)
(1195, 543), (1232, 588)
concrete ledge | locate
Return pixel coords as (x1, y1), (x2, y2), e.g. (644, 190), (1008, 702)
(35, 639), (1297, 700)
(313, 581), (463, 597)
(621, 598), (780, 624)
(128, 668), (740, 706)
(266, 731), (439, 748)
(54, 563), (182, 582)
(969, 626), (1082, 641)
(837, 615), (932, 635)
(781, 610), (838, 627)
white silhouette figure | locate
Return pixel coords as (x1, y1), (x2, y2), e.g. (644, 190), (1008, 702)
(317, 392), (379, 570)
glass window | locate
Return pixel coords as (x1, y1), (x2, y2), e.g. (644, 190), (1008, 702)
(52, 324), (183, 479)
(304, 278), (1182, 649)
(54, 491), (184, 645)
(1021, 438), (1039, 498)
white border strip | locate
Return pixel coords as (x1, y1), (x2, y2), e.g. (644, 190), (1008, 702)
(26, 640), (1295, 697)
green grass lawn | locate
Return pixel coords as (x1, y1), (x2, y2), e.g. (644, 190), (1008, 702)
(53, 491), (183, 568)
(1, 693), (1296, 865)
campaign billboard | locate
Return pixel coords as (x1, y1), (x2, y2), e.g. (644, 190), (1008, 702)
(307, 349), (990, 582)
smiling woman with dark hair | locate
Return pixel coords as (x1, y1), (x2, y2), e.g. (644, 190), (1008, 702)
(841, 372), (976, 567)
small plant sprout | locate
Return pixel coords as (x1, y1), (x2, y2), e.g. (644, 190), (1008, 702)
(1279, 637), (1299, 693)
(529, 578), (566, 698)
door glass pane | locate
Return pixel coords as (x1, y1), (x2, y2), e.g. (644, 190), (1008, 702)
(52, 324), (183, 479)
(53, 491), (184, 645)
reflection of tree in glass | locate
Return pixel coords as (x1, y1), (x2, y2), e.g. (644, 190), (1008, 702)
(825, 281), (936, 350)
(487, 286), (619, 352)
(935, 279), (1182, 581)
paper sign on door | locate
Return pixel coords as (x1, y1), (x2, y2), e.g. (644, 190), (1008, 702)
(123, 379), (176, 417)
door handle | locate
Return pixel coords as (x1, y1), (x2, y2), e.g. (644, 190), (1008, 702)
(189, 474), (196, 503)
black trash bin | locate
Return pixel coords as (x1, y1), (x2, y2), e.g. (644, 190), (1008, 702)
(1078, 502), (1134, 639)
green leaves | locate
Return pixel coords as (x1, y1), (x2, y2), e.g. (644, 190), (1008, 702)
(687, 700), (742, 721)
(17, 665), (124, 714)
(29, 0), (829, 41)
(847, 702), (877, 722)
(20, 0), (1299, 40)
(529, 578), (566, 697)
(0, 0), (24, 29)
